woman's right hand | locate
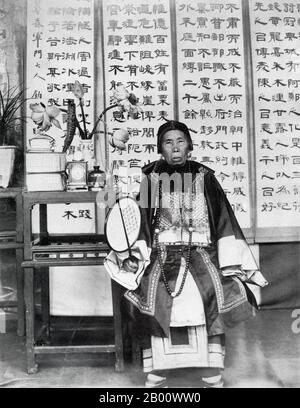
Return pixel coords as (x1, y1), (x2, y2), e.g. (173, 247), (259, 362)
(122, 256), (139, 274)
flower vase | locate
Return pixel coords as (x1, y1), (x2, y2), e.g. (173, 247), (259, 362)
(94, 132), (108, 173)
(79, 138), (95, 170)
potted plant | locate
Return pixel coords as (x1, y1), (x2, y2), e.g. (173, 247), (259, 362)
(0, 74), (27, 188)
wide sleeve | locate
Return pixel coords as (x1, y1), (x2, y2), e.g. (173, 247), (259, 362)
(204, 172), (268, 287)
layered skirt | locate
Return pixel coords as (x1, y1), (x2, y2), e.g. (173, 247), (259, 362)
(142, 265), (225, 372)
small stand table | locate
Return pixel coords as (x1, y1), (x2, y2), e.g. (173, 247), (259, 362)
(22, 191), (124, 374)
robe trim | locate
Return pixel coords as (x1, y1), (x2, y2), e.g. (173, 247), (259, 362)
(124, 259), (161, 316)
(196, 247), (248, 313)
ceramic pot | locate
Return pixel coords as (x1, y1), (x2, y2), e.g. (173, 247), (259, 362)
(88, 165), (106, 191)
(0, 146), (16, 188)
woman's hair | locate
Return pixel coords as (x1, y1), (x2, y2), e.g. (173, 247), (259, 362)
(157, 120), (193, 153)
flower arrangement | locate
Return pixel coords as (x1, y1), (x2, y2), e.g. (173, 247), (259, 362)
(29, 103), (61, 133)
(109, 128), (130, 151)
(29, 81), (142, 153)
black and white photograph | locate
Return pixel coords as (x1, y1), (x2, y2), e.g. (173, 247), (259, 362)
(0, 0), (299, 391)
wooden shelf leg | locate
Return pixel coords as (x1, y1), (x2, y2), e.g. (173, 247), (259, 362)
(111, 280), (124, 372)
(24, 267), (38, 374)
(16, 248), (25, 337)
(41, 267), (50, 339)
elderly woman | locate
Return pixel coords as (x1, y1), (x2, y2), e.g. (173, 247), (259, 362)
(105, 120), (268, 388)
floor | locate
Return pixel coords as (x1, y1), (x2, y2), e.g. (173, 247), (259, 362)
(0, 308), (299, 388)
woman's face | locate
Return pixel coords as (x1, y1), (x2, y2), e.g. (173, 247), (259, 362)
(160, 129), (190, 166)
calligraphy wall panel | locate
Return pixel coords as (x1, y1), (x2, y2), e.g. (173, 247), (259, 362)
(249, 0), (300, 241)
(175, 0), (253, 234)
(26, 0), (95, 155)
(102, 0), (175, 191)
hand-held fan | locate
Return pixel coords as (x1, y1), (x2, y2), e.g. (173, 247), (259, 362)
(105, 196), (141, 273)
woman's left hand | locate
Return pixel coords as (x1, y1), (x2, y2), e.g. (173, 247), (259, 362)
(122, 255), (139, 274)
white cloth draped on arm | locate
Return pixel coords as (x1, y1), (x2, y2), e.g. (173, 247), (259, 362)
(104, 240), (151, 290)
(218, 235), (268, 287)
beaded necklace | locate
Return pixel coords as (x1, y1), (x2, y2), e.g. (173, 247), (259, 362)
(154, 161), (193, 298)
